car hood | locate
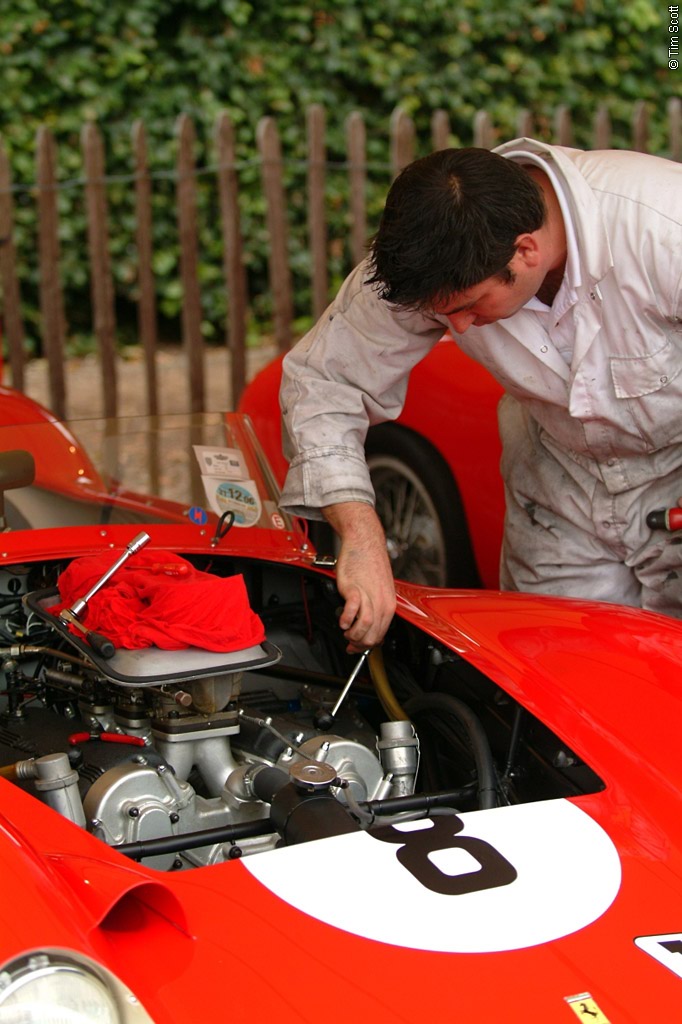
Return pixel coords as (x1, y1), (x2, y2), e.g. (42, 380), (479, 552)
(2, 775), (681, 1024)
(395, 584), (682, 807)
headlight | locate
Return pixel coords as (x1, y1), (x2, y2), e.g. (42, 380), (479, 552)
(0, 951), (154, 1024)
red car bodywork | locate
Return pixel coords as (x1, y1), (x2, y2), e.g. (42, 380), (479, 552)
(238, 338), (506, 588)
(0, 389), (681, 1022)
(0, 384), (103, 492)
(2, 548), (682, 1021)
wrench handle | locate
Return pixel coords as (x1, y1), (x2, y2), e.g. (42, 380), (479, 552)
(59, 609), (116, 659)
(85, 630), (116, 659)
(69, 531), (151, 617)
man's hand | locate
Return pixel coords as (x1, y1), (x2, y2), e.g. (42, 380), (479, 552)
(322, 502), (396, 653)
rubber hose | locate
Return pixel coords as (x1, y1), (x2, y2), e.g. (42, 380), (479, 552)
(403, 693), (498, 810)
(368, 647), (409, 721)
(250, 765), (290, 804)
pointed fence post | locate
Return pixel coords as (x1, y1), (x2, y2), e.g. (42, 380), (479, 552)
(131, 120), (159, 417)
(175, 114), (205, 413)
(257, 116), (293, 352)
(307, 104), (328, 321)
(431, 110), (451, 151)
(516, 110), (534, 139)
(215, 111), (247, 407)
(554, 106), (574, 147)
(36, 128), (67, 418)
(473, 110), (495, 149)
(593, 105), (612, 149)
(632, 101), (649, 153)
(82, 121), (118, 419)
(345, 111), (367, 268)
(669, 97), (682, 162)
(390, 107), (416, 177)
(0, 137), (26, 392)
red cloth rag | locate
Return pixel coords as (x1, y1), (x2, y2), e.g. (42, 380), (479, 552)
(54, 549), (265, 652)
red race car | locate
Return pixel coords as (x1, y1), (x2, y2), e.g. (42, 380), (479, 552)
(238, 338), (505, 589)
(0, 392), (681, 1022)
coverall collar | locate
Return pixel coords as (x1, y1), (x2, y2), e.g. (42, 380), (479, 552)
(494, 138), (615, 290)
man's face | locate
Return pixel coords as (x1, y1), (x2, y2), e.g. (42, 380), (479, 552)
(429, 243), (547, 335)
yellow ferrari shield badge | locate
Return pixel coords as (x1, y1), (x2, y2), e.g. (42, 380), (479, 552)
(564, 992), (611, 1022)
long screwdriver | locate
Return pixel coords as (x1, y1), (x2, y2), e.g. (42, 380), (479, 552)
(313, 648), (370, 730)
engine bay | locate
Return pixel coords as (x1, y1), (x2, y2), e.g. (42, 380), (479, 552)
(0, 554), (604, 871)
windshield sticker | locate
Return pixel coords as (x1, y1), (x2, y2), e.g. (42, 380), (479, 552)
(203, 477), (262, 527)
(188, 506), (208, 526)
(193, 445), (247, 481)
(244, 799), (621, 953)
(635, 933), (682, 979)
(564, 993), (611, 1022)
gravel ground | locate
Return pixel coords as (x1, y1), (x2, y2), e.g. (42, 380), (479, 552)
(22, 342), (280, 421)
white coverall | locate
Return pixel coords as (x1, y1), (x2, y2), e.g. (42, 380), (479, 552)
(279, 139), (682, 614)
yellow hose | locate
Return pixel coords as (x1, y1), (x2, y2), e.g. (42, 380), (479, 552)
(0, 763), (18, 781)
(368, 647), (410, 721)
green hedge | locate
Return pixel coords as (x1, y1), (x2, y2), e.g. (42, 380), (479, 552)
(0, 0), (677, 353)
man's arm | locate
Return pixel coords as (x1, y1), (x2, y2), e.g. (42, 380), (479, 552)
(322, 501), (396, 653)
(278, 262), (446, 647)
(280, 263), (447, 517)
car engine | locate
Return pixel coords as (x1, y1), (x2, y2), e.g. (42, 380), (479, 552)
(0, 554), (603, 871)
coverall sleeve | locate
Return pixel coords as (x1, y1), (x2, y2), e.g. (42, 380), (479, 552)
(279, 260), (447, 519)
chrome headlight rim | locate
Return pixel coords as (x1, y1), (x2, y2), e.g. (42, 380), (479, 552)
(0, 948), (154, 1024)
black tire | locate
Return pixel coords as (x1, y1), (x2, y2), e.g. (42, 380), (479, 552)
(365, 424), (480, 589)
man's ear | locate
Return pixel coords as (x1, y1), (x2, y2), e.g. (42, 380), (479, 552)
(513, 232), (542, 268)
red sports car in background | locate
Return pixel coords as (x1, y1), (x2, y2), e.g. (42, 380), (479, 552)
(0, 390), (681, 1021)
(238, 338), (505, 589)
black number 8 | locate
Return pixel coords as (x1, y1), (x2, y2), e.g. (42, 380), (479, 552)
(370, 815), (517, 896)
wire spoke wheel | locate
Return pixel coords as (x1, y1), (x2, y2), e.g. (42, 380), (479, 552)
(369, 454), (447, 587)
(365, 424), (480, 590)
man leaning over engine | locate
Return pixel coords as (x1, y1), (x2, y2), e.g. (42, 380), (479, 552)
(278, 139), (682, 652)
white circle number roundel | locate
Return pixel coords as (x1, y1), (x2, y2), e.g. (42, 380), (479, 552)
(243, 799), (621, 953)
